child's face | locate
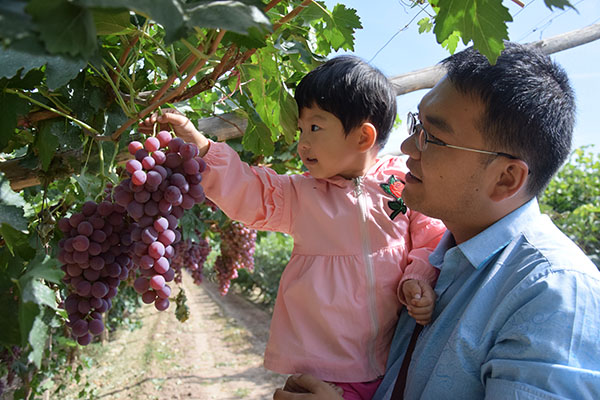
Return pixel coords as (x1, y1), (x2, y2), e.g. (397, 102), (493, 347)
(297, 105), (365, 180)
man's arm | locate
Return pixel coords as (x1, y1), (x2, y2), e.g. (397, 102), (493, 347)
(273, 374), (343, 400)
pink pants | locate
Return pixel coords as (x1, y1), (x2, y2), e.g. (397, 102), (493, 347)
(330, 377), (383, 400)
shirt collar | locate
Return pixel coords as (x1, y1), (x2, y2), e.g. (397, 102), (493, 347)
(431, 198), (542, 270)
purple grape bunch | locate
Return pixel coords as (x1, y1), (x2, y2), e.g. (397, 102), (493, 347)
(113, 131), (206, 311)
(172, 234), (211, 285)
(215, 221), (257, 295)
(57, 192), (133, 345)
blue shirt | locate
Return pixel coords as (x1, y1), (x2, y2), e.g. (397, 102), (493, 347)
(374, 199), (600, 399)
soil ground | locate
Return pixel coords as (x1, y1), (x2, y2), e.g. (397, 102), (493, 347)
(57, 272), (287, 400)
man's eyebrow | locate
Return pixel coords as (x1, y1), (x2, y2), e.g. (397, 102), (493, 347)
(423, 114), (454, 135)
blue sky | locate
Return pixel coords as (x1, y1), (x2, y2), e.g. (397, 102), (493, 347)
(323, 0), (600, 155)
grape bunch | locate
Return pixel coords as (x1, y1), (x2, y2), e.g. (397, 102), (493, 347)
(171, 234), (211, 285)
(214, 221), (257, 295)
(113, 131), (206, 311)
(57, 194), (133, 346)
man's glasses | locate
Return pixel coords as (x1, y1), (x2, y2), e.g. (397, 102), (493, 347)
(406, 112), (520, 160)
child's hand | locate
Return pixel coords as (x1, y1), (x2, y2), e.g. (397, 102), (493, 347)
(139, 109), (210, 157)
(401, 279), (436, 325)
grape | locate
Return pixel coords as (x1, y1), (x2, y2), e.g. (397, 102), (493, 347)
(154, 257), (170, 274)
(135, 148), (149, 161)
(126, 159), (142, 174)
(164, 186), (181, 203)
(132, 170), (147, 186)
(82, 201), (97, 217)
(164, 152), (183, 169)
(153, 217), (169, 233)
(88, 318), (104, 335)
(142, 290), (156, 304)
(150, 275), (165, 290)
(128, 141), (143, 155)
(77, 333), (92, 346)
(91, 281), (109, 298)
(146, 170), (162, 187)
(72, 235), (90, 252)
(168, 137), (184, 153)
(158, 229), (176, 246)
(134, 277), (150, 293)
(155, 298), (170, 311)
(71, 319), (89, 337)
(179, 143), (199, 160)
(134, 190), (151, 204)
(148, 241), (165, 259)
(157, 130), (172, 147)
(142, 156), (156, 170)
(69, 212), (85, 228)
(144, 137), (160, 152)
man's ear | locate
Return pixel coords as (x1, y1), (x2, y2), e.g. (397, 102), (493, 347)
(489, 159), (529, 202)
(357, 122), (377, 152)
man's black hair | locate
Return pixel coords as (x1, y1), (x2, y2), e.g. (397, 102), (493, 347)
(294, 55), (397, 148)
(442, 42), (576, 196)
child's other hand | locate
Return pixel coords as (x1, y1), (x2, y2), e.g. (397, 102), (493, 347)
(139, 109), (210, 157)
(401, 279), (436, 325)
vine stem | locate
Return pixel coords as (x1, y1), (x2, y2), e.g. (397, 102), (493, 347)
(111, 29), (227, 141)
(5, 88), (103, 137)
(170, 0), (313, 104)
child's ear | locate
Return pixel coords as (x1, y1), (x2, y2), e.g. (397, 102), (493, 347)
(357, 122), (377, 152)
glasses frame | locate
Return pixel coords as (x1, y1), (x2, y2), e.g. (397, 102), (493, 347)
(407, 112), (519, 160)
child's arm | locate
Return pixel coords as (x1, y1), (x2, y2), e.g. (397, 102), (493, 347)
(400, 279), (436, 325)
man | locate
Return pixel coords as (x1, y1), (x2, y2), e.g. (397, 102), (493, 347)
(273, 42), (600, 399)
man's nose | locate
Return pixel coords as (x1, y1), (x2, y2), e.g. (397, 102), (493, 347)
(401, 135), (420, 159)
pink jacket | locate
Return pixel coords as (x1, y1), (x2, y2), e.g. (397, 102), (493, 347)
(202, 141), (445, 382)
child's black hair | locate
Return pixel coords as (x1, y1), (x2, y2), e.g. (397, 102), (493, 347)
(294, 55), (397, 148)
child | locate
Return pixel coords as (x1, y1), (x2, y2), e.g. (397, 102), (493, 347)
(141, 55), (445, 400)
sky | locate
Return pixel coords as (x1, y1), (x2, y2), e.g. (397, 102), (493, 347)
(323, 0), (600, 156)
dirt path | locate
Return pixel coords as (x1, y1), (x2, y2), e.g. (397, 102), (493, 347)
(63, 272), (287, 400)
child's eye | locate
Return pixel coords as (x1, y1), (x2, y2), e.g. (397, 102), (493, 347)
(311, 125), (320, 132)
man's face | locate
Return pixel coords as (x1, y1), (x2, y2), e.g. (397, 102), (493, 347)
(400, 77), (493, 238)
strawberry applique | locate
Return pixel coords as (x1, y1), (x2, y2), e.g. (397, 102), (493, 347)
(380, 175), (407, 220)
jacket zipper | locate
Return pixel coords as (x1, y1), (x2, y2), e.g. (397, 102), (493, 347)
(353, 176), (382, 377)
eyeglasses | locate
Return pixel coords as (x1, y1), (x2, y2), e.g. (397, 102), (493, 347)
(406, 112), (519, 160)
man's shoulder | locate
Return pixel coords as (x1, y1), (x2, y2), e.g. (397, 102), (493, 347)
(506, 218), (599, 281)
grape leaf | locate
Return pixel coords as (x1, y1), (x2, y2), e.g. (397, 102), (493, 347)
(92, 8), (132, 35)
(0, 92), (29, 151)
(278, 89), (298, 144)
(76, 0), (187, 44)
(35, 123), (60, 171)
(20, 253), (63, 285)
(185, 0), (271, 35)
(544, 0), (575, 10)
(329, 4), (362, 51)
(433, 0), (511, 64)
(26, 313), (49, 368)
(26, 0), (97, 58)
(0, 37), (86, 90)
(0, 0), (35, 41)
(243, 111), (274, 156)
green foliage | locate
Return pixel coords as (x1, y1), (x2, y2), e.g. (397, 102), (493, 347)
(232, 232), (293, 310)
(424, 0), (575, 63)
(540, 147), (600, 268)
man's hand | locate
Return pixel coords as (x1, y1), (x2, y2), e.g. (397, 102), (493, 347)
(401, 279), (436, 325)
(139, 109), (210, 157)
(273, 374), (343, 400)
